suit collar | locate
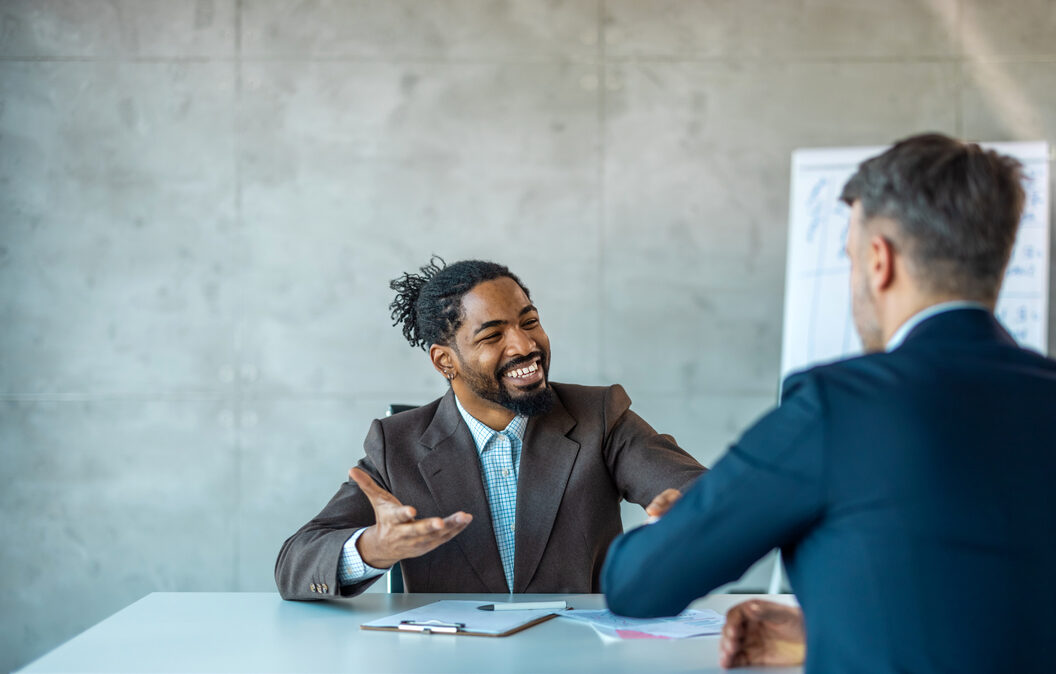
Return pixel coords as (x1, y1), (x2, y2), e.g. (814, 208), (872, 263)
(417, 389), (508, 592)
(512, 389), (580, 592)
(453, 394), (528, 454)
(886, 301), (989, 350)
(898, 306), (1016, 348)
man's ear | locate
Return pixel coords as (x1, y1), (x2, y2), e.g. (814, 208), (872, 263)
(429, 344), (456, 380)
(869, 234), (896, 293)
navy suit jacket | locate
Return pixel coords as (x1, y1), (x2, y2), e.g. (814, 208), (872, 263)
(603, 309), (1056, 673)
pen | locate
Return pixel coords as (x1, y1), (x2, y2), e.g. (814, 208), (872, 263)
(397, 620), (464, 633)
(477, 601), (568, 611)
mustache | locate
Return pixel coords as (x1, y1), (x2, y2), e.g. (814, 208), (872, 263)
(496, 351), (546, 378)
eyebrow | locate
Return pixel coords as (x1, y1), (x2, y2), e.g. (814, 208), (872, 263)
(472, 305), (538, 336)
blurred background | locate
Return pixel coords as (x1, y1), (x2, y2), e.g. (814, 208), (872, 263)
(2, 1), (1054, 670)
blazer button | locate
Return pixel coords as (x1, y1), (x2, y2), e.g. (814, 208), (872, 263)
(322, 584), (329, 592)
(310, 583), (317, 592)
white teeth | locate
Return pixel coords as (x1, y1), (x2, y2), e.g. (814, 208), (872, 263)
(506, 363), (539, 378)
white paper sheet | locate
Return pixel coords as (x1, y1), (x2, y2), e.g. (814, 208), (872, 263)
(557, 608), (725, 640)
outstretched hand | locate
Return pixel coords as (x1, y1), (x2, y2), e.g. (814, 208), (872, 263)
(645, 488), (683, 519)
(719, 599), (806, 668)
(348, 467), (472, 569)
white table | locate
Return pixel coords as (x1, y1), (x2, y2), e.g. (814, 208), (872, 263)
(18, 592), (802, 673)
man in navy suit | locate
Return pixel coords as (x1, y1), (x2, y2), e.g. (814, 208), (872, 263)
(602, 133), (1056, 672)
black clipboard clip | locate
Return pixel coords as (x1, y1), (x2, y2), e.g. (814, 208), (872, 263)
(397, 619), (466, 634)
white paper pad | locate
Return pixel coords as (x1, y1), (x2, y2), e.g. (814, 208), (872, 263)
(557, 609), (725, 640)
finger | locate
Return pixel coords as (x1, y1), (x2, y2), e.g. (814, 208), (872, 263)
(739, 617), (769, 666)
(376, 501), (417, 524)
(729, 650), (751, 668)
(718, 648), (732, 668)
(441, 512), (473, 528)
(724, 602), (748, 635)
(719, 646), (743, 669)
(399, 514), (471, 546)
(428, 522), (470, 548)
(719, 623), (741, 655)
(719, 621), (747, 670)
(405, 516), (447, 537)
(435, 513), (473, 541)
(720, 604), (746, 663)
(645, 489), (682, 517)
(391, 515), (472, 557)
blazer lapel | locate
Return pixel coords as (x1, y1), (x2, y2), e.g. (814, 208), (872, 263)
(512, 396), (580, 593)
(417, 390), (509, 593)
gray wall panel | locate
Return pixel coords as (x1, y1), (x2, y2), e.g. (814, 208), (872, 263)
(241, 0), (599, 61)
(0, 0), (236, 58)
(960, 0), (1056, 58)
(602, 0), (961, 59)
(0, 61), (238, 396)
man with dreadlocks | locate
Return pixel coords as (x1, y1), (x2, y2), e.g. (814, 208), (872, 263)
(275, 257), (705, 598)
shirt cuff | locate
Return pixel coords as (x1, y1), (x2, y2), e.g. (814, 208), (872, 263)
(337, 528), (387, 586)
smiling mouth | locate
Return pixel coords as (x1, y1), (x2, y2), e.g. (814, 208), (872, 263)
(502, 358), (543, 385)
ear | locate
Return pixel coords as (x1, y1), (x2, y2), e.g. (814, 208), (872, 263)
(429, 344), (457, 380)
(868, 234), (896, 293)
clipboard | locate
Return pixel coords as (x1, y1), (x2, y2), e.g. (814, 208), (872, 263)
(361, 600), (563, 637)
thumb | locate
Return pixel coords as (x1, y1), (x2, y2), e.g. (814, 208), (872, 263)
(348, 467), (398, 505)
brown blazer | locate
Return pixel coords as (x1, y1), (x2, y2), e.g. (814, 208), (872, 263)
(274, 382), (705, 600)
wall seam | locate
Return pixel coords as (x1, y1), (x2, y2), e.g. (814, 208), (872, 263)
(232, 0), (245, 592)
(597, 0), (606, 382)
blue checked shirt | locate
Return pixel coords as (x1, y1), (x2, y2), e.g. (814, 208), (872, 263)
(454, 397), (527, 593)
(337, 399), (527, 591)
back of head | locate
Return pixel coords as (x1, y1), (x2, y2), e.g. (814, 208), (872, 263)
(840, 133), (1026, 303)
(389, 256), (531, 349)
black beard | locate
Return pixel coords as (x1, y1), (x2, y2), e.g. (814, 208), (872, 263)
(495, 382), (555, 417)
(457, 350), (555, 418)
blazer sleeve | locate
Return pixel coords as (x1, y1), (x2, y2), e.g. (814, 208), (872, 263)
(601, 384), (707, 507)
(602, 372), (827, 618)
(274, 419), (390, 600)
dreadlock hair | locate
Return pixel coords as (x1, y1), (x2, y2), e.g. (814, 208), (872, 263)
(389, 256), (532, 350)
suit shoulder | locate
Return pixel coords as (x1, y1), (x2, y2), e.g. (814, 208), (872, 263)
(551, 382), (631, 413)
(783, 352), (900, 399)
(374, 396), (444, 435)
(550, 382), (634, 437)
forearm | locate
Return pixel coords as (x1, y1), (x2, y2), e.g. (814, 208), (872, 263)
(275, 525), (362, 600)
(608, 410), (706, 507)
(274, 478), (381, 600)
(603, 475), (758, 618)
(604, 380), (827, 618)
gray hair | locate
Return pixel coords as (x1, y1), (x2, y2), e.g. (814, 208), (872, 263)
(840, 133), (1025, 302)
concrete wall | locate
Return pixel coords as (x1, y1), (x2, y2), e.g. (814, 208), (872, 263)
(2, 1), (1054, 669)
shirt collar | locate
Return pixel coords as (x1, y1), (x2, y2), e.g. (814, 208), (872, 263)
(885, 300), (989, 351)
(453, 394), (528, 455)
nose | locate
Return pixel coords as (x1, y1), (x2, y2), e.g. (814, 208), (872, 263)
(505, 326), (537, 356)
